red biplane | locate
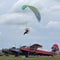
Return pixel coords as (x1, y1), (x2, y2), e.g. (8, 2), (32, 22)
(20, 44), (57, 57)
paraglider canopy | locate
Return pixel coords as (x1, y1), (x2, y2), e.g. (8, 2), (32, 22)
(22, 5), (41, 22)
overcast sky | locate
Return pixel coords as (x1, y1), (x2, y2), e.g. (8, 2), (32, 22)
(0, 0), (60, 51)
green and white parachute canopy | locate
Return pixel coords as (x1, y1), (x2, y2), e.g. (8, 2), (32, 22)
(22, 5), (41, 22)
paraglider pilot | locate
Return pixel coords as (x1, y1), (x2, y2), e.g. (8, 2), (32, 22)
(24, 28), (29, 35)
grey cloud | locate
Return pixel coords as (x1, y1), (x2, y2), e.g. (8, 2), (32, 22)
(0, 13), (32, 25)
(45, 21), (60, 28)
(54, 0), (60, 2)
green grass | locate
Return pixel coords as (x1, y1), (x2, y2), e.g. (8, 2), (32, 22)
(0, 55), (60, 60)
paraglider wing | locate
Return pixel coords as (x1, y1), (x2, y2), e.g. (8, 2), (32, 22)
(22, 5), (41, 22)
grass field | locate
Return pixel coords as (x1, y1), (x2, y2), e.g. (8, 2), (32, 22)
(0, 55), (60, 60)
